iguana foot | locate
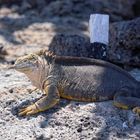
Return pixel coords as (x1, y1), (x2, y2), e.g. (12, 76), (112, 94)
(19, 104), (39, 116)
(133, 107), (140, 115)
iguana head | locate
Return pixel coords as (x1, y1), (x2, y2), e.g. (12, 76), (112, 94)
(12, 53), (40, 73)
(9, 50), (52, 89)
(10, 50), (54, 74)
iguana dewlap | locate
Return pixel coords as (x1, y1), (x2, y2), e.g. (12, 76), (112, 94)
(11, 51), (140, 116)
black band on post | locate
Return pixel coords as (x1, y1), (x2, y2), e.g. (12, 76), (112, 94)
(90, 42), (107, 60)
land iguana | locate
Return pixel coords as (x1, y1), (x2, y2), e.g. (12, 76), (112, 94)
(9, 50), (140, 116)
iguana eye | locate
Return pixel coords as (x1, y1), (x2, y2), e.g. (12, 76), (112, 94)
(23, 60), (27, 62)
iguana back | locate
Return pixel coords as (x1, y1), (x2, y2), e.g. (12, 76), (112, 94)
(55, 56), (139, 101)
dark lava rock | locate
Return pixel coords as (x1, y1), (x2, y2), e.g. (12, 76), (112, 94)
(49, 34), (90, 57)
(1, 0), (138, 22)
(108, 17), (140, 67)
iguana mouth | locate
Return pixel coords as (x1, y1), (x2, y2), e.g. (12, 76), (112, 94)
(8, 64), (30, 71)
(8, 65), (16, 69)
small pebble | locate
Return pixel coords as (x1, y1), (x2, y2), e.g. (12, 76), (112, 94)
(122, 122), (128, 129)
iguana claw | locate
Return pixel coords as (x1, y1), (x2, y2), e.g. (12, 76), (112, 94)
(133, 107), (140, 115)
(18, 104), (39, 116)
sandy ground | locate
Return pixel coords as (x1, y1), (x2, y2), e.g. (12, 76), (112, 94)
(0, 5), (140, 140)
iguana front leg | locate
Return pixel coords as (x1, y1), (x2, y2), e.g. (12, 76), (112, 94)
(19, 85), (60, 116)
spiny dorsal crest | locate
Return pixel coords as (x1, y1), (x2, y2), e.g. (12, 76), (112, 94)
(36, 49), (56, 63)
(36, 49), (55, 57)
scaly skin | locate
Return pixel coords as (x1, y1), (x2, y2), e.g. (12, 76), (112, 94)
(11, 50), (140, 116)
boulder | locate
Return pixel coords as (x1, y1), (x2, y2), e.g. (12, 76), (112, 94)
(108, 17), (140, 66)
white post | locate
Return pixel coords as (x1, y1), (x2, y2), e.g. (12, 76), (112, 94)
(89, 14), (109, 59)
(89, 14), (109, 44)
